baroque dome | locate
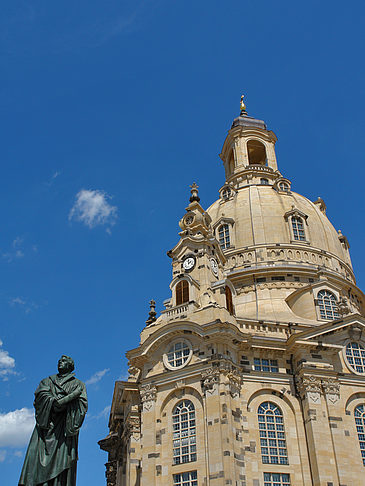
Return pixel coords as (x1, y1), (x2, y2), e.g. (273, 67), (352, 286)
(207, 185), (354, 283)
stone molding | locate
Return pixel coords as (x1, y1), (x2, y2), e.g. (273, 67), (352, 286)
(140, 383), (157, 411)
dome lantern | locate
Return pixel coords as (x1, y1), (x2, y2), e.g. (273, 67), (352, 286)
(220, 95), (279, 186)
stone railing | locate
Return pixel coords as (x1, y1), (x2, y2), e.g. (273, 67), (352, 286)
(224, 244), (355, 283)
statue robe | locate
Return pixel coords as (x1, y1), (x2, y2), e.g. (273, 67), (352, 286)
(19, 372), (88, 486)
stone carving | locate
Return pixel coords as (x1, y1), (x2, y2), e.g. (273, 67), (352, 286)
(125, 415), (141, 440)
(337, 296), (351, 317)
(296, 375), (321, 403)
(141, 383), (157, 410)
(18, 356), (87, 486)
(128, 365), (140, 382)
(201, 366), (220, 394)
(322, 378), (340, 404)
(175, 379), (186, 389)
(105, 460), (117, 486)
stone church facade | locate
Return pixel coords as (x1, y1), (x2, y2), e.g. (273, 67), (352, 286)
(99, 101), (365, 486)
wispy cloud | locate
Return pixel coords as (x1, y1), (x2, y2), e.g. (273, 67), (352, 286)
(0, 408), (34, 448)
(1, 236), (25, 262)
(69, 189), (117, 231)
(45, 170), (61, 187)
(0, 340), (16, 381)
(85, 368), (110, 386)
(9, 297), (39, 314)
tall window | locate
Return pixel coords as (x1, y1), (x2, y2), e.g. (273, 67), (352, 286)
(176, 280), (189, 306)
(317, 290), (339, 320)
(291, 216), (306, 241)
(225, 286), (234, 315)
(263, 473), (291, 486)
(173, 400), (196, 465)
(258, 402), (288, 465)
(354, 405), (365, 465)
(218, 224), (230, 250)
(261, 178), (269, 185)
(173, 471), (198, 486)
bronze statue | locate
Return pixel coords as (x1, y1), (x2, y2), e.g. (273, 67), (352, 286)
(19, 355), (88, 486)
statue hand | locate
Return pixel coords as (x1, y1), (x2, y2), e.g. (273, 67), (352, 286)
(53, 399), (67, 412)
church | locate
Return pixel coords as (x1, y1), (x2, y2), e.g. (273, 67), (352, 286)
(99, 98), (365, 486)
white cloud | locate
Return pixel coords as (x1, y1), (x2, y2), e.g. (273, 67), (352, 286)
(69, 189), (117, 230)
(85, 368), (110, 386)
(0, 408), (34, 447)
(0, 340), (16, 380)
(0, 450), (6, 462)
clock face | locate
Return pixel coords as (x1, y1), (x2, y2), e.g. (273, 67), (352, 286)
(183, 257), (195, 271)
(210, 258), (218, 276)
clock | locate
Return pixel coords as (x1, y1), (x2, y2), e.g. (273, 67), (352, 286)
(210, 258), (219, 276)
(183, 256), (196, 271)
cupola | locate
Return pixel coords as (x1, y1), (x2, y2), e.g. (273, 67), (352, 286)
(220, 95), (279, 186)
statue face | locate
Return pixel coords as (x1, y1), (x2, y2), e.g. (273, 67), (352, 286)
(58, 356), (71, 374)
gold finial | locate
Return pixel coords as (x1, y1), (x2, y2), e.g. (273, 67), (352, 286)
(240, 94), (247, 115)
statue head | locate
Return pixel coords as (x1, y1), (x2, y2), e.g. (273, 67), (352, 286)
(58, 355), (75, 374)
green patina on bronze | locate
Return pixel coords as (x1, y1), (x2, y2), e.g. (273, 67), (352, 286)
(19, 356), (88, 486)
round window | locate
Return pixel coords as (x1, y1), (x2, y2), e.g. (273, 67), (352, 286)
(344, 342), (365, 374)
(163, 339), (192, 370)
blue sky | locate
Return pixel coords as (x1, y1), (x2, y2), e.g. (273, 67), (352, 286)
(1, 1), (365, 484)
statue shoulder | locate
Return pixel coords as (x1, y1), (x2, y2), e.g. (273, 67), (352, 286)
(74, 377), (86, 388)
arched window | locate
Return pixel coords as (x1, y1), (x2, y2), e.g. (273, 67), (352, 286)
(291, 216), (306, 241)
(260, 178), (269, 185)
(317, 290), (339, 320)
(258, 402), (288, 465)
(172, 400), (196, 465)
(225, 286), (234, 315)
(279, 182), (290, 192)
(218, 224), (230, 250)
(176, 280), (189, 306)
(247, 140), (267, 165)
(354, 405), (365, 465)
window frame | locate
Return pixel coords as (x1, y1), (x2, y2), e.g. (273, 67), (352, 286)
(258, 401), (289, 466)
(218, 223), (231, 250)
(315, 289), (339, 321)
(176, 280), (189, 306)
(163, 339), (193, 371)
(263, 472), (291, 486)
(284, 209), (309, 244)
(254, 358), (279, 373)
(173, 470), (198, 486)
(172, 400), (197, 466)
(354, 404), (365, 465)
(343, 340), (365, 375)
(225, 285), (234, 315)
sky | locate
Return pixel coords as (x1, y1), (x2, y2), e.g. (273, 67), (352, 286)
(1, 1), (365, 484)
